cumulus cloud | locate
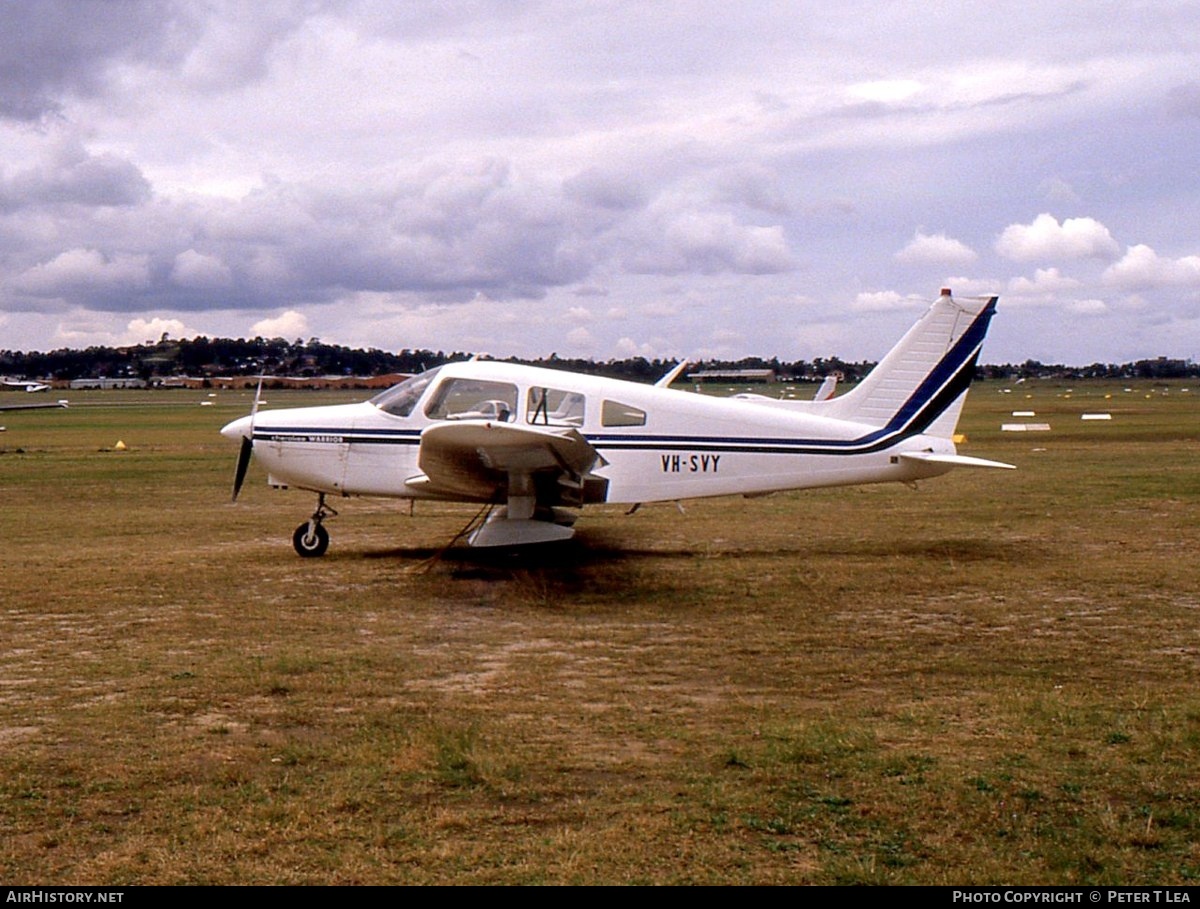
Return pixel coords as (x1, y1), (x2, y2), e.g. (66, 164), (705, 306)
(124, 316), (194, 344)
(562, 167), (647, 212)
(0, 2), (319, 122)
(565, 326), (594, 348)
(170, 250), (233, 289)
(940, 277), (1003, 296)
(614, 336), (658, 358)
(1008, 267), (1081, 295)
(252, 309), (309, 340)
(1, 154), (612, 315)
(1067, 298), (1108, 315)
(44, 311), (197, 348)
(625, 209), (793, 276)
(232, 159), (599, 301)
(0, 2), (183, 120)
(175, 4), (313, 92)
(894, 231), (978, 265)
(995, 214), (1120, 262)
(850, 290), (926, 312)
(0, 137), (150, 210)
(1102, 244), (1200, 290)
(637, 299), (683, 319)
(712, 164), (791, 215)
(16, 248), (150, 296)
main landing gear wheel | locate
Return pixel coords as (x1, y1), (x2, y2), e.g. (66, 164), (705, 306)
(293, 522), (329, 557)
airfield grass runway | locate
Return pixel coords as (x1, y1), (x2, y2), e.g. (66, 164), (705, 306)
(2, 379), (1199, 885)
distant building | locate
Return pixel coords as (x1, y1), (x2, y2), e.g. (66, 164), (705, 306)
(186, 373), (410, 390)
(686, 369), (776, 384)
(69, 377), (148, 389)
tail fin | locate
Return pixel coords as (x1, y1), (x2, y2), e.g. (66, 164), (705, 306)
(812, 374), (838, 401)
(822, 289), (998, 440)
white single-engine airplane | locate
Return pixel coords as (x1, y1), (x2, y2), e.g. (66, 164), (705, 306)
(2, 378), (51, 393)
(222, 288), (1013, 555)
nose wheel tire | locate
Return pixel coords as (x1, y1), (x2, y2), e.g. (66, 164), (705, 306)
(293, 522), (330, 557)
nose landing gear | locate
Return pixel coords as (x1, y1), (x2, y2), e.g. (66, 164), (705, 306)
(293, 494), (337, 557)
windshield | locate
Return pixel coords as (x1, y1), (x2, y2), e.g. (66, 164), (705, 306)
(369, 367), (442, 417)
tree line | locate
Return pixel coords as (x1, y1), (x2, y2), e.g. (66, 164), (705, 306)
(1, 335), (1196, 385)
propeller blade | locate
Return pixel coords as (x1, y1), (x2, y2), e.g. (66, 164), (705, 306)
(230, 374), (264, 502)
(252, 373), (264, 420)
(232, 434), (253, 502)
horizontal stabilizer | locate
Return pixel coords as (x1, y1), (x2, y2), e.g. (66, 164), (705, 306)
(898, 452), (1016, 470)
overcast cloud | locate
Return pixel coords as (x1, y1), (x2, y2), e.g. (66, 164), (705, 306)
(2, 0), (1199, 365)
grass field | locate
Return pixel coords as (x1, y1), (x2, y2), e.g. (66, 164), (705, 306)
(2, 378), (1199, 885)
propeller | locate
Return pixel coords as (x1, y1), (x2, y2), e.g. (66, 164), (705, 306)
(231, 435), (253, 501)
(230, 374), (264, 502)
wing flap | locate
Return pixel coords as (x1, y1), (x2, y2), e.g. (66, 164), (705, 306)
(417, 420), (603, 499)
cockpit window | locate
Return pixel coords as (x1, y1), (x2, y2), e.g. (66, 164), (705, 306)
(424, 378), (517, 422)
(370, 368), (442, 417)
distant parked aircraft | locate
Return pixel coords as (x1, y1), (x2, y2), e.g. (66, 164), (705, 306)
(2, 379), (51, 393)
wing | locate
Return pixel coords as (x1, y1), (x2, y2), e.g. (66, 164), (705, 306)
(0, 399), (68, 412)
(409, 420), (607, 505)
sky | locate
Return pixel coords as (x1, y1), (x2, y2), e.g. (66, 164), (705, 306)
(2, 1), (1199, 366)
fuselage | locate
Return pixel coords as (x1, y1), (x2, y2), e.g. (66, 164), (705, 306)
(220, 360), (957, 506)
